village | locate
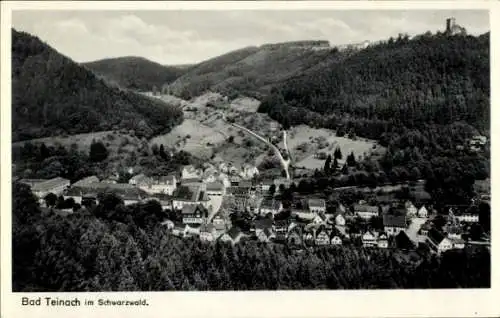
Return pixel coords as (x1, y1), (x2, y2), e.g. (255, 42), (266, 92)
(18, 156), (490, 257)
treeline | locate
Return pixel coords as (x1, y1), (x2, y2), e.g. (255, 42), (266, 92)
(12, 29), (183, 141)
(12, 140), (193, 183)
(13, 182), (490, 291)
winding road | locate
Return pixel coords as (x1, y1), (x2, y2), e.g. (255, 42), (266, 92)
(222, 114), (291, 180)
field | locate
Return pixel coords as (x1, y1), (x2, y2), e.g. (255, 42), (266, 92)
(285, 125), (384, 170)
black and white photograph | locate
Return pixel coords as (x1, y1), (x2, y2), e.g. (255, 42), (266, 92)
(5, 3), (493, 298)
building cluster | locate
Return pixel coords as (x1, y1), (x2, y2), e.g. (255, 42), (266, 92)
(18, 161), (485, 254)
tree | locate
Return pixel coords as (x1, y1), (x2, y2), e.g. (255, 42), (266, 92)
(151, 144), (159, 156)
(332, 158), (339, 171)
(90, 141), (109, 162)
(227, 136), (235, 143)
(44, 193), (58, 207)
(334, 147), (342, 160)
(324, 155), (332, 174)
(346, 152), (356, 167)
(268, 184), (276, 196)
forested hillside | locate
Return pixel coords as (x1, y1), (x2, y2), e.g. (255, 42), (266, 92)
(83, 56), (186, 92)
(168, 43), (333, 100)
(12, 182), (490, 292)
(260, 32), (490, 134)
(12, 29), (184, 142)
(258, 32), (490, 205)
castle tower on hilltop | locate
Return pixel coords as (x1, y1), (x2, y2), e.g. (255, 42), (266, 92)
(446, 17), (456, 33)
(445, 17), (466, 36)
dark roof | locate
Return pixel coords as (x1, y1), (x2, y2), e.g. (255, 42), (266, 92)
(227, 186), (250, 196)
(206, 182), (224, 191)
(274, 219), (290, 228)
(239, 180), (253, 188)
(181, 177), (202, 184)
(395, 231), (414, 249)
(31, 177), (70, 192)
(261, 179), (275, 185)
(263, 228), (274, 237)
(427, 228), (446, 245)
(383, 214), (407, 228)
(261, 198), (281, 210)
(182, 204), (207, 215)
(200, 223), (215, 232)
(255, 218), (273, 229)
(227, 227), (242, 239)
(353, 204), (379, 213)
(308, 198), (326, 208)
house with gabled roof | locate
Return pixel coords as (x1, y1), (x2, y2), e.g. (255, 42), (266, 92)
(199, 223), (217, 242)
(206, 182), (225, 196)
(181, 165), (202, 179)
(286, 227), (303, 246)
(182, 204), (208, 225)
(21, 177), (71, 200)
(377, 232), (389, 248)
(395, 231), (415, 250)
(315, 228), (331, 246)
(73, 176), (100, 187)
(219, 227), (244, 245)
(426, 228), (453, 254)
(405, 200), (418, 217)
(417, 205), (429, 218)
(362, 231), (377, 247)
(257, 227), (276, 243)
(383, 214), (407, 236)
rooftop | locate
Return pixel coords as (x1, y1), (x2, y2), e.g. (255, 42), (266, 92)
(383, 214), (407, 228)
(261, 198), (281, 210)
(308, 198), (326, 208)
(428, 228), (446, 245)
(206, 182), (224, 191)
(31, 177), (70, 192)
(353, 204), (379, 213)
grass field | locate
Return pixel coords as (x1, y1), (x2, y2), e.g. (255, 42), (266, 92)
(286, 125), (384, 170)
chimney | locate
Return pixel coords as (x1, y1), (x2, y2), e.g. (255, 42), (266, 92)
(446, 17), (456, 33)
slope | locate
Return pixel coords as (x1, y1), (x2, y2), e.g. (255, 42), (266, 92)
(168, 42), (333, 100)
(259, 32), (490, 136)
(83, 56), (186, 92)
(11, 29), (183, 142)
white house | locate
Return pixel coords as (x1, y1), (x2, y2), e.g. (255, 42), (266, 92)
(181, 165), (203, 179)
(417, 205), (429, 218)
(405, 201), (418, 217)
(149, 175), (177, 195)
(199, 223), (217, 242)
(330, 235), (343, 245)
(362, 231), (377, 247)
(334, 213), (346, 226)
(377, 233), (389, 249)
(239, 164), (259, 180)
(383, 215), (407, 236)
(456, 213), (479, 223)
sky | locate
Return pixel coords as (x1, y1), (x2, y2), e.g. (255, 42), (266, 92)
(12, 10), (489, 65)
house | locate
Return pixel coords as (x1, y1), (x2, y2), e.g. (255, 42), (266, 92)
(455, 213), (479, 223)
(395, 231), (415, 250)
(257, 227), (276, 243)
(172, 185), (210, 210)
(180, 177), (203, 186)
(450, 238), (465, 249)
(149, 175), (177, 195)
(426, 228), (453, 254)
(383, 214), (407, 236)
(315, 229), (331, 246)
(226, 186), (250, 198)
(330, 235), (343, 245)
(417, 205), (429, 218)
(260, 179), (275, 192)
(182, 204), (208, 225)
(362, 231), (377, 247)
(354, 204), (379, 219)
(172, 223), (186, 237)
(308, 199), (326, 214)
(181, 165), (202, 179)
(254, 218), (274, 237)
(334, 211), (346, 226)
(149, 193), (173, 210)
(377, 232), (389, 248)
(405, 201), (418, 217)
(21, 177), (71, 199)
(199, 223), (217, 242)
(64, 182), (146, 206)
(274, 219), (291, 235)
(212, 213), (229, 234)
(128, 173), (150, 186)
(286, 228), (303, 246)
(445, 225), (463, 240)
(259, 198), (283, 216)
(230, 176), (242, 186)
(73, 176), (99, 187)
(206, 182), (225, 196)
(217, 173), (231, 188)
(312, 214), (327, 225)
(419, 222), (432, 236)
(219, 227), (244, 245)
(303, 231), (315, 246)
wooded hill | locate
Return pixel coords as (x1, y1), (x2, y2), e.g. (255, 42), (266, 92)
(83, 56), (186, 92)
(259, 32), (490, 135)
(167, 43), (333, 100)
(12, 29), (183, 142)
